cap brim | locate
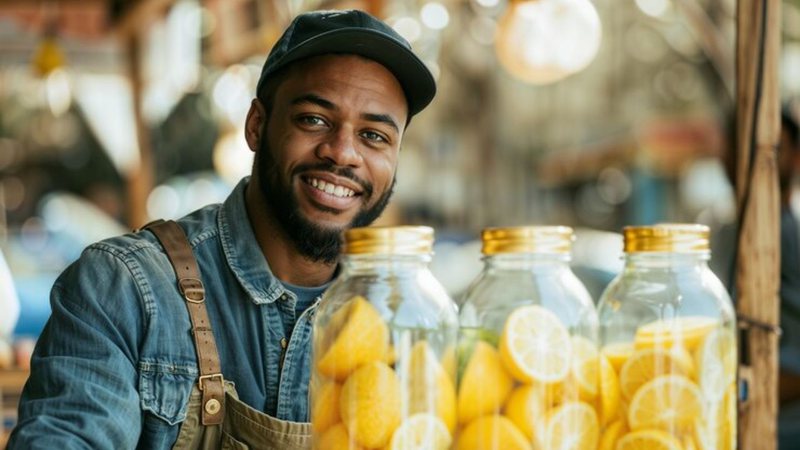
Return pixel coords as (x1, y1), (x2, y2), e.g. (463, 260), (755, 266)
(262, 28), (436, 117)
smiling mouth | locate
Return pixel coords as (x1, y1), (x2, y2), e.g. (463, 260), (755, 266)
(305, 177), (357, 198)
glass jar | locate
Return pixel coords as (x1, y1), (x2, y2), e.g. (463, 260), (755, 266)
(457, 226), (600, 450)
(310, 226), (459, 450)
(597, 224), (736, 450)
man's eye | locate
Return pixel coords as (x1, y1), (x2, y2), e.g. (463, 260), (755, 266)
(361, 131), (387, 143)
(298, 116), (326, 126)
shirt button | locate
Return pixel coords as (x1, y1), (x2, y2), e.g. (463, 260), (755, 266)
(205, 399), (221, 415)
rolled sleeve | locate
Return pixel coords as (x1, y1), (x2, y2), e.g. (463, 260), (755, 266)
(9, 246), (146, 449)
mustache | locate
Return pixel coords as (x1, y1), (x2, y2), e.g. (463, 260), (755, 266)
(293, 163), (373, 198)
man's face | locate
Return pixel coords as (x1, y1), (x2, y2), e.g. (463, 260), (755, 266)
(249, 54), (408, 263)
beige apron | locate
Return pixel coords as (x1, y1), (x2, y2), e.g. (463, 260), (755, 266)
(148, 220), (312, 450)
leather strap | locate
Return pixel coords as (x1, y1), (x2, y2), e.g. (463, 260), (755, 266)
(146, 219), (226, 426)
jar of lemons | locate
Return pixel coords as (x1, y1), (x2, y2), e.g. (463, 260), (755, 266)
(309, 226), (458, 450)
(597, 224), (736, 450)
(457, 226), (600, 450)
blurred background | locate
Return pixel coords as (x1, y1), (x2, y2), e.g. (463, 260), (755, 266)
(0, 0), (798, 436)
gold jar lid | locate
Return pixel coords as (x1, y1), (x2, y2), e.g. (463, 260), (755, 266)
(343, 226), (434, 255)
(623, 223), (710, 253)
(481, 226), (574, 255)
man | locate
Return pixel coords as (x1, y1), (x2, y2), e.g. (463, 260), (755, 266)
(775, 105), (800, 449)
(8, 9), (435, 449)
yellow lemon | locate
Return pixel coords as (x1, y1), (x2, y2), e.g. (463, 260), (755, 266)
(500, 305), (572, 383)
(619, 348), (693, 400)
(616, 429), (683, 450)
(311, 380), (341, 434)
(340, 361), (401, 448)
(602, 342), (634, 374)
(599, 419), (627, 450)
(570, 336), (600, 402)
(693, 383), (736, 450)
(399, 341), (457, 433)
(694, 326), (736, 402)
(317, 296), (389, 380)
(315, 423), (364, 450)
(503, 384), (549, 442)
(634, 316), (718, 352)
(598, 354), (621, 426)
(457, 341), (513, 424)
(455, 415), (530, 450)
(628, 374), (703, 431)
(544, 401), (599, 450)
(389, 413), (452, 450)
(499, 305), (572, 384)
(441, 345), (457, 381)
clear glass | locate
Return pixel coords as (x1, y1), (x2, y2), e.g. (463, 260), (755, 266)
(310, 253), (459, 450)
(597, 251), (737, 450)
(457, 253), (599, 450)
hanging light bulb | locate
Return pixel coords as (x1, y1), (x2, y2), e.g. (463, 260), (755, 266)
(495, 0), (602, 85)
(32, 19), (66, 77)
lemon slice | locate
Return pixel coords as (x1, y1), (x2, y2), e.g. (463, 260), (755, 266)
(619, 348), (694, 400)
(693, 384), (737, 450)
(455, 415), (530, 450)
(635, 316), (718, 352)
(457, 341), (513, 424)
(389, 413), (452, 450)
(315, 423), (360, 450)
(499, 305), (572, 383)
(317, 296), (389, 380)
(571, 336), (600, 401)
(598, 354), (621, 426)
(310, 380), (341, 434)
(504, 384), (550, 442)
(398, 341), (457, 433)
(340, 361), (401, 448)
(628, 374), (703, 431)
(602, 342), (634, 374)
(616, 429), (683, 450)
(694, 327), (736, 402)
(599, 419), (627, 450)
(544, 401), (600, 450)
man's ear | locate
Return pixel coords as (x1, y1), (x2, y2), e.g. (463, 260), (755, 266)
(244, 99), (266, 152)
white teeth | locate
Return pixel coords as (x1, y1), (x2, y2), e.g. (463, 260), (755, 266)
(308, 178), (354, 198)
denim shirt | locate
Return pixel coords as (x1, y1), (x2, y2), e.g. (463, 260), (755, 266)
(9, 178), (320, 449)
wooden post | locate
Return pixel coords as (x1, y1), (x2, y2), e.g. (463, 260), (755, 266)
(125, 33), (154, 229)
(735, 0), (781, 446)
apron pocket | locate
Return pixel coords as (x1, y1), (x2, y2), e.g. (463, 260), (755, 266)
(139, 359), (198, 425)
(221, 433), (250, 450)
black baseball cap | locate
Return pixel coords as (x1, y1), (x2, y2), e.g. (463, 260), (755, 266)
(256, 9), (437, 118)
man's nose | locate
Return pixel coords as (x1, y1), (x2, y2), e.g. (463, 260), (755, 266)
(315, 127), (362, 167)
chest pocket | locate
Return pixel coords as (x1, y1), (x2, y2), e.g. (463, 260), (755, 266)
(139, 359), (198, 425)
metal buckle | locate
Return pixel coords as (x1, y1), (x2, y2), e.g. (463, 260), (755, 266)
(198, 373), (224, 391)
(179, 278), (206, 303)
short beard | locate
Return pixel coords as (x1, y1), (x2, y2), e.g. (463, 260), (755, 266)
(255, 137), (395, 264)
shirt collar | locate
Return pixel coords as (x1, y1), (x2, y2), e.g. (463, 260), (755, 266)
(217, 177), (284, 305)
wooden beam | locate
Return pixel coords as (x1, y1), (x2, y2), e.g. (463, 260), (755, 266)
(735, 0), (782, 446)
(114, 0), (176, 38)
(125, 32), (154, 229)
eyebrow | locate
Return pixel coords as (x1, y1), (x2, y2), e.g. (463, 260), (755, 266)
(291, 94), (400, 134)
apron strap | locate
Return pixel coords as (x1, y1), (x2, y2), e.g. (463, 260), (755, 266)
(146, 219), (226, 426)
